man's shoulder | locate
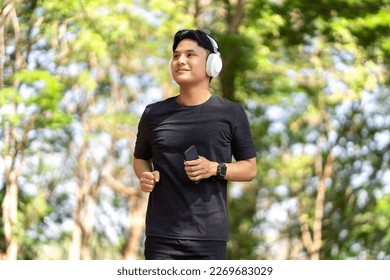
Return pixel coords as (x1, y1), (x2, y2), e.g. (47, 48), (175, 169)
(143, 96), (176, 116)
(146, 96), (176, 109)
(211, 95), (244, 111)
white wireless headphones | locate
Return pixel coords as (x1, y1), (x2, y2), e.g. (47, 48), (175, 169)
(168, 34), (223, 79)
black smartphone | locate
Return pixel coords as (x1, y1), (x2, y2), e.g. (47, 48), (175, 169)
(184, 145), (199, 161)
(184, 145), (200, 184)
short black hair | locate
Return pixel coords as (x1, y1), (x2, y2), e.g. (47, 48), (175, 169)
(172, 29), (218, 54)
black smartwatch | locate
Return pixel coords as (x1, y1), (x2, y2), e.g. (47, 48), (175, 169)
(217, 163), (227, 179)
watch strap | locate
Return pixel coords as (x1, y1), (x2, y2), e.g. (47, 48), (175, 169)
(217, 163), (227, 179)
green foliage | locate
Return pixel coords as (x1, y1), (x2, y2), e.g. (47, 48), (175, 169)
(1, 0), (389, 260)
(1, 70), (71, 129)
(228, 184), (262, 260)
(374, 194), (390, 247)
(236, 0), (390, 260)
(0, 88), (22, 105)
(269, 0), (390, 63)
(218, 33), (258, 101)
(17, 191), (52, 260)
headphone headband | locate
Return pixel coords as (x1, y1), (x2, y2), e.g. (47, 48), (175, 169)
(206, 35), (219, 54)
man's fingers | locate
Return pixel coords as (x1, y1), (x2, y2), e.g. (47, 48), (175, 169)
(143, 172), (154, 179)
(142, 171), (160, 183)
(184, 157), (201, 166)
(153, 170), (160, 182)
(139, 171), (160, 193)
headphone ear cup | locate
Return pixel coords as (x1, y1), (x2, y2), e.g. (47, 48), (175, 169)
(206, 53), (222, 77)
(168, 58), (173, 80)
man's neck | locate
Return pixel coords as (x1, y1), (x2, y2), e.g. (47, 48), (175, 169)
(177, 85), (211, 106)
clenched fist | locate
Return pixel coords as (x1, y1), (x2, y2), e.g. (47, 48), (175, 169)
(139, 170), (160, 193)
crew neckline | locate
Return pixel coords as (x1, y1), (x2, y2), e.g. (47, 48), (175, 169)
(174, 94), (214, 108)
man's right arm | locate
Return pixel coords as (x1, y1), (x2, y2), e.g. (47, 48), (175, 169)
(133, 158), (160, 193)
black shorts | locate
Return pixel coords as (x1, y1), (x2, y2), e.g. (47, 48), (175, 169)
(144, 236), (227, 260)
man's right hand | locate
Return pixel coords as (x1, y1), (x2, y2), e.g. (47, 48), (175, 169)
(139, 171), (160, 193)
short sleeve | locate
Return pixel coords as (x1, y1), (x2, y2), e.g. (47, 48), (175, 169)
(134, 106), (153, 160)
(231, 104), (256, 161)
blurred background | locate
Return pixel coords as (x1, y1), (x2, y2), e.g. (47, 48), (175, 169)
(0, 0), (389, 260)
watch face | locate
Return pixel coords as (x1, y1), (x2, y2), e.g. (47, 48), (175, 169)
(218, 163), (227, 178)
(221, 163), (227, 176)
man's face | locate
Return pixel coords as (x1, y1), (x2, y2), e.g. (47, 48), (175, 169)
(171, 39), (209, 85)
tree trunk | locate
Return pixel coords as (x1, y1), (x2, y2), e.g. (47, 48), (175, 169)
(219, 0), (247, 100)
(69, 175), (99, 260)
(298, 143), (334, 260)
(69, 119), (99, 260)
(2, 153), (19, 260)
(105, 173), (147, 260)
(123, 192), (148, 259)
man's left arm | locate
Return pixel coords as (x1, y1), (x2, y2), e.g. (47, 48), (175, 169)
(223, 157), (257, 181)
(184, 157), (257, 182)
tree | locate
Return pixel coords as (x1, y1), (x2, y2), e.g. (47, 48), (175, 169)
(0, 69), (71, 259)
(38, 0), (155, 259)
(1, 0), (71, 259)
(1, 0), (150, 259)
(241, 0), (390, 259)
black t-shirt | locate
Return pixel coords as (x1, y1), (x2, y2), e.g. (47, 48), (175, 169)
(134, 95), (256, 241)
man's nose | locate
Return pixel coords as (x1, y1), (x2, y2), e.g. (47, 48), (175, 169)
(177, 54), (186, 64)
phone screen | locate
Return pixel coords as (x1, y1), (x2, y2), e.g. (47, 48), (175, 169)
(184, 145), (199, 161)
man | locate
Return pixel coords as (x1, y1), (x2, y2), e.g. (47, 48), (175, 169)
(133, 29), (257, 260)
